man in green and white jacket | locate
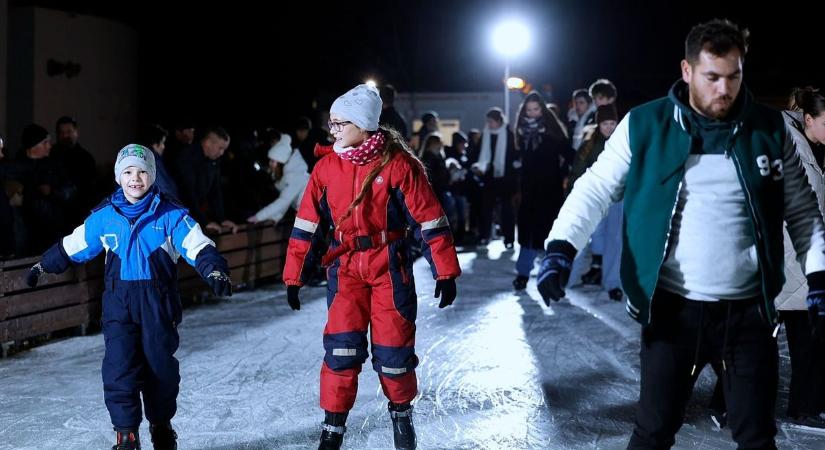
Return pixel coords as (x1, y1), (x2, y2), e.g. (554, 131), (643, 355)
(537, 19), (825, 450)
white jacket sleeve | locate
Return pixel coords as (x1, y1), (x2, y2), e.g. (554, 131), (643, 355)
(782, 123), (825, 275)
(546, 113), (632, 251)
(254, 177), (306, 223)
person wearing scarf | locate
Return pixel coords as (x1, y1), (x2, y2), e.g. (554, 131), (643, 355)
(512, 92), (572, 290)
(283, 84), (461, 450)
(471, 107), (519, 246)
(23, 144), (231, 450)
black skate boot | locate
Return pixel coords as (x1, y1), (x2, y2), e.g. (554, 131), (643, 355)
(581, 255), (602, 285)
(318, 411), (347, 450)
(512, 275), (528, 291)
(150, 422), (178, 450)
(389, 402), (416, 450)
(112, 429), (140, 450)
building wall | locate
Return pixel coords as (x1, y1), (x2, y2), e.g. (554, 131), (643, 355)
(6, 7), (137, 166)
(33, 8), (137, 166)
(396, 91), (530, 142)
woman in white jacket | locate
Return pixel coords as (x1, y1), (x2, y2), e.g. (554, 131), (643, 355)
(775, 87), (825, 428)
(247, 134), (310, 225)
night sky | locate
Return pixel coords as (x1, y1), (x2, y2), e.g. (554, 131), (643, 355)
(20, 0), (822, 131)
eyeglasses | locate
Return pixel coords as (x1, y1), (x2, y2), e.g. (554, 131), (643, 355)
(328, 120), (353, 132)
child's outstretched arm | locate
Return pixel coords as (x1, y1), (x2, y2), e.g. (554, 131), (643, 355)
(26, 211), (105, 288)
(170, 210), (232, 297)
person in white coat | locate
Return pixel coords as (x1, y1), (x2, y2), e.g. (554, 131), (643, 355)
(247, 134), (310, 225)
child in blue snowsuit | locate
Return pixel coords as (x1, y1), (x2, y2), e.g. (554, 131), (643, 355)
(25, 144), (232, 450)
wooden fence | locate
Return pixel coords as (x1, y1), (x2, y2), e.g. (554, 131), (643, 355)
(0, 222), (290, 356)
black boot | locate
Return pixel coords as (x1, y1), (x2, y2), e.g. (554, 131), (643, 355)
(608, 288), (623, 302)
(149, 422), (177, 450)
(512, 275), (528, 291)
(319, 411), (347, 450)
(112, 429), (140, 450)
(581, 255), (602, 285)
(389, 402), (416, 450)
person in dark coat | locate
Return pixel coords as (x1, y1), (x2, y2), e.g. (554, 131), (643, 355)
(14, 124), (75, 254)
(175, 127), (238, 234)
(419, 132), (457, 228)
(471, 108), (519, 246)
(137, 124), (180, 199)
(51, 116), (99, 226)
(379, 84), (409, 139)
(512, 92), (572, 290)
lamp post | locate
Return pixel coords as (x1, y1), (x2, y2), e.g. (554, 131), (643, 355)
(491, 19), (531, 123)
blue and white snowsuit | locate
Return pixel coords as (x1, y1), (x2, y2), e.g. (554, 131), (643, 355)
(38, 188), (228, 429)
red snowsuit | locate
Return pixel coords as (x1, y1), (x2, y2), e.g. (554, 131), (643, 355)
(284, 142), (461, 412)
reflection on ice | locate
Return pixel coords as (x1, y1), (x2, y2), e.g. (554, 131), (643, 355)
(0, 243), (822, 449)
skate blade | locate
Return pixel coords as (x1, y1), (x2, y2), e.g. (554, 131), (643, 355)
(782, 423), (825, 434)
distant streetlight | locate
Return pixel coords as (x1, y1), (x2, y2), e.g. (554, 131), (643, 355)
(491, 19), (531, 123)
(506, 76), (526, 90)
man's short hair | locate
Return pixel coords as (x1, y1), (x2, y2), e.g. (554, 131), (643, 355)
(572, 89), (592, 102)
(56, 115), (77, 130)
(589, 79), (617, 100)
(379, 84), (397, 104)
(138, 124), (168, 148)
(294, 116), (312, 131)
(685, 18), (749, 64)
(203, 126), (230, 142)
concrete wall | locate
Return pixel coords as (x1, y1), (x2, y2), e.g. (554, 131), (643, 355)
(6, 7), (137, 166)
(395, 91), (530, 143)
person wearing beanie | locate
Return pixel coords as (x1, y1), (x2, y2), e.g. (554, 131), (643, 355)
(13, 123), (79, 253)
(23, 143), (233, 450)
(247, 134), (310, 225)
(284, 83), (461, 450)
(21, 123), (51, 156)
(564, 103), (623, 299)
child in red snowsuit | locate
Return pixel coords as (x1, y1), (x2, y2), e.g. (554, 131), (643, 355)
(283, 84), (460, 450)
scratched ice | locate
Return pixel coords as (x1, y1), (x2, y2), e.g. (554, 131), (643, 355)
(1, 241), (822, 449)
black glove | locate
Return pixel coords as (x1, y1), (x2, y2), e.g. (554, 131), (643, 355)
(434, 278), (457, 308)
(206, 271), (232, 297)
(537, 240), (577, 305)
(26, 262), (44, 288)
(806, 271), (825, 338)
(287, 285), (301, 311)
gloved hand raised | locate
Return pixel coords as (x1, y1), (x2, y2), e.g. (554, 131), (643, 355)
(537, 240), (577, 305)
(434, 279), (457, 308)
(287, 285), (301, 311)
(25, 262), (45, 288)
(206, 271), (233, 297)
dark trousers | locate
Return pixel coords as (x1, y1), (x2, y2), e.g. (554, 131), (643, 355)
(628, 290), (778, 450)
(479, 178), (515, 243)
(782, 310), (825, 417)
(102, 283), (182, 429)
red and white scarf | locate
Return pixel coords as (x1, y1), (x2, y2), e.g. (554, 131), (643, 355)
(334, 132), (385, 165)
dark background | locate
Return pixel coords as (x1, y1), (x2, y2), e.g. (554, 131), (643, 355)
(16, 0), (820, 130)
